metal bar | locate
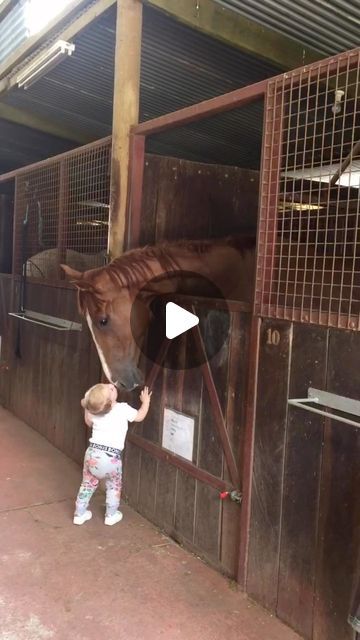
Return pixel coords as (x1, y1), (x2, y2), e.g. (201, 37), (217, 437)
(131, 51), (360, 142)
(288, 400), (360, 429)
(57, 160), (67, 280)
(288, 67), (305, 323)
(308, 387), (360, 417)
(237, 315), (261, 589)
(11, 175), (18, 277)
(280, 49), (360, 91)
(262, 305), (359, 330)
(192, 317), (240, 488)
(126, 134), (145, 250)
(347, 54), (360, 328)
(253, 94), (267, 315)
(263, 78), (285, 315)
(8, 310), (82, 331)
(329, 138), (360, 187)
(127, 432), (233, 493)
(131, 79), (268, 136)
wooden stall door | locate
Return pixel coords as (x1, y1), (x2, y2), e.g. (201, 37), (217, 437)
(124, 307), (251, 577)
(123, 151), (259, 576)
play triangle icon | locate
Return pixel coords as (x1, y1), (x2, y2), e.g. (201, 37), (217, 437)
(166, 302), (199, 339)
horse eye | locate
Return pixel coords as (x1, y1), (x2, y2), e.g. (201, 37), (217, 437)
(99, 317), (108, 327)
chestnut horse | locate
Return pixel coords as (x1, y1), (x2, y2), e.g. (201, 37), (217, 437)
(61, 237), (255, 390)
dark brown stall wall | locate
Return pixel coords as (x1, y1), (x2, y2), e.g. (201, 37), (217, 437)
(0, 194), (13, 273)
(0, 276), (12, 403)
(0, 276), (101, 464)
(140, 154), (259, 244)
(248, 319), (360, 640)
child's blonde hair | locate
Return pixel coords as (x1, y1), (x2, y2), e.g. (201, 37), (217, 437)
(81, 383), (113, 416)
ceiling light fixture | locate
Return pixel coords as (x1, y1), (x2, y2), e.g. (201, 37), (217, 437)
(278, 201), (324, 211)
(76, 220), (109, 227)
(16, 40), (75, 90)
(283, 161), (360, 188)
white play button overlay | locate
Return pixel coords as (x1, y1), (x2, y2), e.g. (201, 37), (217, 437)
(166, 302), (199, 339)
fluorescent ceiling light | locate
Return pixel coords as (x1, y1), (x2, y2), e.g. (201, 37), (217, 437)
(16, 40), (75, 89)
(278, 201), (324, 211)
(283, 161), (360, 189)
(76, 220), (109, 227)
(77, 201), (110, 209)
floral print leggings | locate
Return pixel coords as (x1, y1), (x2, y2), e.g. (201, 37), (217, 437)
(75, 445), (122, 517)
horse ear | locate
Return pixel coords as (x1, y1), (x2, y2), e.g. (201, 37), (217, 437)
(60, 264), (95, 292)
(60, 264), (82, 279)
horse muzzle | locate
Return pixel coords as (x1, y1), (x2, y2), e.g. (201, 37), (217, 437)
(114, 365), (144, 391)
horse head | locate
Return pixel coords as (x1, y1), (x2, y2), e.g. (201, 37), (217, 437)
(62, 237), (256, 390)
(61, 263), (148, 390)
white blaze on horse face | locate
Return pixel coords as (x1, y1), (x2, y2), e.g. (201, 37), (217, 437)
(86, 311), (114, 383)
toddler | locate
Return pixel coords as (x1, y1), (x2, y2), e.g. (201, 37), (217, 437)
(73, 383), (151, 526)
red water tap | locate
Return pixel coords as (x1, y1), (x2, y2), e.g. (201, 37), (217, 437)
(219, 490), (242, 504)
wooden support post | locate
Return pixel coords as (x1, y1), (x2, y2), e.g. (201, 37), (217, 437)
(109, 0), (143, 259)
(126, 134), (145, 249)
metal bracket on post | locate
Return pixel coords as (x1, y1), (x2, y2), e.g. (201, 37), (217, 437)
(9, 310), (82, 332)
(288, 387), (360, 429)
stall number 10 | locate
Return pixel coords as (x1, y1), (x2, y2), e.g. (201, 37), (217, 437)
(266, 329), (280, 346)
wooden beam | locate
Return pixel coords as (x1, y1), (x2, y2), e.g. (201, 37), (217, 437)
(145, 0), (325, 70)
(108, 0), (142, 259)
(0, 103), (90, 143)
(0, 0), (116, 94)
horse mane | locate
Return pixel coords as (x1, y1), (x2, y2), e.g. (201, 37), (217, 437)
(106, 236), (255, 288)
(78, 236), (255, 313)
(106, 239), (209, 288)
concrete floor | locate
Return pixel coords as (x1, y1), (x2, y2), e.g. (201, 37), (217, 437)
(0, 406), (302, 640)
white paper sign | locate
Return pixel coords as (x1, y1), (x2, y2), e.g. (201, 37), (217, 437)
(162, 408), (195, 461)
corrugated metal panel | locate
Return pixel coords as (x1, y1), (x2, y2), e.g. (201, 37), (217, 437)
(1, 5), (276, 170)
(147, 101), (264, 168)
(140, 6), (279, 116)
(216, 0), (359, 56)
(0, 0), (28, 63)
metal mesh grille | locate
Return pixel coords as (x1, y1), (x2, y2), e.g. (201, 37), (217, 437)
(256, 49), (360, 329)
(13, 138), (111, 282)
